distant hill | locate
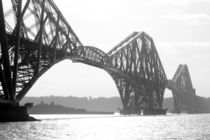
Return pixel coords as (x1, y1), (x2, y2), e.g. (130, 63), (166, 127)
(21, 95), (210, 113)
(28, 102), (113, 114)
(194, 96), (210, 113)
(28, 101), (87, 114)
(21, 96), (122, 112)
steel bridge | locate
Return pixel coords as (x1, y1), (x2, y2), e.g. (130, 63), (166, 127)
(0, 0), (196, 114)
(167, 65), (196, 113)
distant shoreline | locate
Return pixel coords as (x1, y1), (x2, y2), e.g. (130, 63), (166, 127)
(29, 112), (114, 115)
(27, 102), (114, 115)
(22, 96), (210, 114)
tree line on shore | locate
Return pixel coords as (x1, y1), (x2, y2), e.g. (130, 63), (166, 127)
(21, 95), (210, 113)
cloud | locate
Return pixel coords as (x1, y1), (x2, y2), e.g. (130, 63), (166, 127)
(162, 13), (210, 25)
(156, 41), (210, 57)
(157, 41), (210, 48)
(147, 0), (210, 7)
(156, 41), (210, 86)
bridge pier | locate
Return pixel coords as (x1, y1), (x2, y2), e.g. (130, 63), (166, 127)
(0, 102), (38, 122)
(142, 108), (167, 115)
(120, 108), (167, 115)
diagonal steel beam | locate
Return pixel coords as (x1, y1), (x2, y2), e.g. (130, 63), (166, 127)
(12, 0), (22, 99)
(52, 15), (60, 61)
(35, 0), (45, 75)
(0, 0), (14, 101)
(0, 65), (10, 99)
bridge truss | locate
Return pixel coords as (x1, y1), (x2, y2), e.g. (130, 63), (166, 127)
(0, 0), (195, 114)
(107, 32), (167, 113)
(167, 65), (196, 113)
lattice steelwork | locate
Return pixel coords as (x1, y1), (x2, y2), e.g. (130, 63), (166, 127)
(0, 0), (107, 103)
(167, 64), (196, 113)
(1, 0), (169, 114)
(108, 32), (167, 113)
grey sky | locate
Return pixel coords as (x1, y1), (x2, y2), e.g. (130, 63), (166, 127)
(27, 0), (210, 97)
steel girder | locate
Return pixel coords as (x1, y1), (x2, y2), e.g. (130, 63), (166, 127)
(107, 32), (167, 113)
(167, 64), (196, 113)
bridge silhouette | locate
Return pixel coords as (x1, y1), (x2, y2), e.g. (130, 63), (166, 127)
(0, 0), (196, 116)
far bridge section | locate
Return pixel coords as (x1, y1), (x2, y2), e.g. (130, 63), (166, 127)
(167, 65), (196, 113)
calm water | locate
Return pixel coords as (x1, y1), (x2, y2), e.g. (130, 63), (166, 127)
(0, 114), (210, 140)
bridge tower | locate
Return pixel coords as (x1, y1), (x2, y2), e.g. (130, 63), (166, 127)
(108, 32), (168, 114)
(167, 64), (196, 113)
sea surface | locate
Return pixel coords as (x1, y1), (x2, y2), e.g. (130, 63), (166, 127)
(0, 114), (210, 140)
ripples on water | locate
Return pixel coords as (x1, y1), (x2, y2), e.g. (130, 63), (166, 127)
(0, 114), (210, 140)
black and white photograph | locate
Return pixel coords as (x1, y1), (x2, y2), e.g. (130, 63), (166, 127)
(0, 0), (210, 139)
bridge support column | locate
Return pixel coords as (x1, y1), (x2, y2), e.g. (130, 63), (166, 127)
(0, 0), (14, 101)
(0, 102), (38, 122)
(172, 92), (181, 113)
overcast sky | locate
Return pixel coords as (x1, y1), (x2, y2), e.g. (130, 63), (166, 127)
(27, 0), (210, 98)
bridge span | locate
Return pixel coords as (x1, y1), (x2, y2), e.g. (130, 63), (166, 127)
(0, 0), (196, 121)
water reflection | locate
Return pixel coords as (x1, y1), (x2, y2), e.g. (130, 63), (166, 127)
(0, 114), (210, 140)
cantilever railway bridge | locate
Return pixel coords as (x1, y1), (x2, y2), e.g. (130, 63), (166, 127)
(0, 0), (196, 114)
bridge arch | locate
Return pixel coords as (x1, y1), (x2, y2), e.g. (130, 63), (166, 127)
(15, 45), (111, 101)
(25, 60), (120, 98)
